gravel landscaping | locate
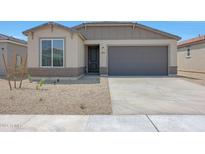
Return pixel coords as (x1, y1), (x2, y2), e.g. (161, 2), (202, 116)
(0, 76), (112, 115)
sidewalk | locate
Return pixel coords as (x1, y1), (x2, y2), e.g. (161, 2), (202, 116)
(0, 115), (205, 132)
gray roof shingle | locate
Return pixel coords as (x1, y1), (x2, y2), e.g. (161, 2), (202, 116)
(0, 33), (27, 45)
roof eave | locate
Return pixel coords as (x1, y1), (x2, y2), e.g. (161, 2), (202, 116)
(0, 40), (27, 46)
(72, 22), (135, 29)
(178, 39), (205, 48)
(23, 22), (87, 40)
(135, 23), (181, 40)
(77, 32), (86, 40)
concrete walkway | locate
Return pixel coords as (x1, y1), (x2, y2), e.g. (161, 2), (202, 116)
(1, 115), (205, 132)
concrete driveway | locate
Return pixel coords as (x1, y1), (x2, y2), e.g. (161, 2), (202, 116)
(109, 77), (205, 114)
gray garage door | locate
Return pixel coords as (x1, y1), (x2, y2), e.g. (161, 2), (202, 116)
(108, 46), (168, 75)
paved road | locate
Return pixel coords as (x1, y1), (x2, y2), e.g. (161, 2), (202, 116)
(1, 115), (205, 132)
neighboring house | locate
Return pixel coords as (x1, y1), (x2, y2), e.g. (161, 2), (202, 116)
(0, 33), (27, 76)
(178, 35), (205, 75)
(23, 22), (180, 77)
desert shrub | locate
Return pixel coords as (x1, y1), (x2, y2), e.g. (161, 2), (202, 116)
(36, 79), (45, 90)
(80, 104), (86, 110)
(28, 74), (32, 83)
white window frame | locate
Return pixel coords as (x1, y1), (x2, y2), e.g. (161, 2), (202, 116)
(40, 39), (64, 68)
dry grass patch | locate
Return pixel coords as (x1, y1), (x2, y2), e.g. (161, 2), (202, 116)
(0, 76), (112, 114)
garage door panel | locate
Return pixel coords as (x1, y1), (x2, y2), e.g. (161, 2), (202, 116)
(108, 46), (168, 76)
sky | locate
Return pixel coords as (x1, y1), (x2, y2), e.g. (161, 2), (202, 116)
(0, 21), (205, 41)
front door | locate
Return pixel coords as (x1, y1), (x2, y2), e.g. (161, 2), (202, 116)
(88, 46), (99, 73)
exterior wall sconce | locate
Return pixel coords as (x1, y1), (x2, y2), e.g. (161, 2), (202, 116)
(186, 48), (191, 58)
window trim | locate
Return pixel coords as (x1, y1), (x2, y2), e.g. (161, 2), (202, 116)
(40, 39), (64, 68)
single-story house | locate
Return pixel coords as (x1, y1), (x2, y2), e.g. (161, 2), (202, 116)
(0, 33), (27, 76)
(23, 22), (181, 77)
(178, 35), (205, 75)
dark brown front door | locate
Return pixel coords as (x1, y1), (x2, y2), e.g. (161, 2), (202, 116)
(88, 46), (99, 73)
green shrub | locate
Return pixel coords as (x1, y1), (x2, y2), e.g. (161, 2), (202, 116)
(36, 79), (45, 90)
(28, 74), (32, 83)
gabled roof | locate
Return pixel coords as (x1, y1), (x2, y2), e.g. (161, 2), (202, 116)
(0, 33), (27, 45)
(72, 21), (181, 40)
(23, 21), (181, 41)
(23, 22), (86, 40)
(178, 35), (205, 48)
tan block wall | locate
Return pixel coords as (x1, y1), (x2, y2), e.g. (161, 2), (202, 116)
(28, 67), (85, 77)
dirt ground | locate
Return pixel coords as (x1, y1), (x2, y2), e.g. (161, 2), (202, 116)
(178, 71), (205, 86)
(0, 76), (112, 115)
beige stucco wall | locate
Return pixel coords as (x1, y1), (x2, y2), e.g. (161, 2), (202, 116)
(84, 39), (177, 68)
(77, 36), (85, 67)
(77, 26), (170, 40)
(178, 42), (205, 73)
(6, 42), (27, 66)
(27, 26), (84, 68)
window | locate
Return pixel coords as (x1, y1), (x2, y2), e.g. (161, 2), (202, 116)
(42, 40), (52, 66)
(186, 48), (191, 58)
(41, 39), (64, 67)
(53, 40), (64, 67)
(16, 55), (22, 67)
